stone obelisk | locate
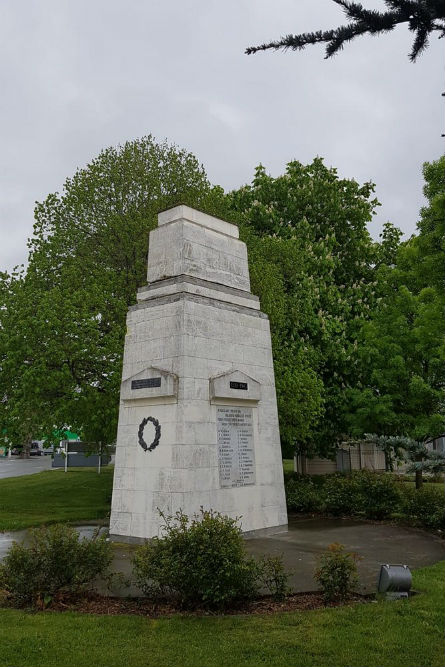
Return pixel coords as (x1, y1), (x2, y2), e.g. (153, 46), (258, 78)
(110, 205), (287, 541)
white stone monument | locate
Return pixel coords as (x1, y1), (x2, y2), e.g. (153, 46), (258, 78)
(110, 205), (288, 541)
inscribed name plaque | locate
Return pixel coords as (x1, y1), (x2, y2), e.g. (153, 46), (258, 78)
(131, 377), (161, 390)
(217, 406), (256, 488)
(229, 381), (248, 390)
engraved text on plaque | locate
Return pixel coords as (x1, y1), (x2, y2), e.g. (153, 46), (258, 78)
(217, 406), (255, 488)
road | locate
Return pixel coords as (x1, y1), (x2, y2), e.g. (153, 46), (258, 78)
(0, 455), (53, 479)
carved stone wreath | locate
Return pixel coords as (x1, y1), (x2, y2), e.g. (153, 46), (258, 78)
(138, 416), (161, 453)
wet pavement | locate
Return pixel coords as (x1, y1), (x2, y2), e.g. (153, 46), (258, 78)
(244, 516), (445, 593)
(1, 517), (443, 596)
(0, 455), (53, 479)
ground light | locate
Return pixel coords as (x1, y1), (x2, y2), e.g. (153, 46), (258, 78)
(378, 564), (412, 599)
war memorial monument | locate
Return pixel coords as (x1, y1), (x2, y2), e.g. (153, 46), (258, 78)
(110, 205), (287, 541)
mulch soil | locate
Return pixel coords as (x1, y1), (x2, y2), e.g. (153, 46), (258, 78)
(42, 591), (373, 617)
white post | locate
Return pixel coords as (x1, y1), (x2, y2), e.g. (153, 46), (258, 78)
(98, 442), (101, 475)
(64, 442), (68, 473)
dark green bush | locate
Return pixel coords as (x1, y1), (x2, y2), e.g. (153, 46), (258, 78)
(399, 485), (445, 530)
(354, 471), (401, 520)
(0, 524), (113, 606)
(320, 474), (363, 516)
(132, 509), (289, 609)
(314, 542), (360, 602)
(284, 469), (442, 529)
(285, 475), (323, 513)
(285, 471), (401, 520)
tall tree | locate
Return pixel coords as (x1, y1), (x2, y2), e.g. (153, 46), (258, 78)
(241, 228), (325, 455)
(229, 157), (385, 456)
(246, 0), (445, 61)
(0, 136), (220, 447)
(346, 156), (445, 442)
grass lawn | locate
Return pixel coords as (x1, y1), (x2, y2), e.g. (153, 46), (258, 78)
(0, 467), (114, 531)
(402, 481), (444, 489)
(0, 561), (443, 667)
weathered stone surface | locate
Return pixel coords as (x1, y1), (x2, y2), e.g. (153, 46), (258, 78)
(210, 369), (261, 403)
(110, 206), (287, 541)
(121, 366), (178, 402)
(147, 206), (250, 291)
(158, 205), (240, 238)
(137, 275), (260, 311)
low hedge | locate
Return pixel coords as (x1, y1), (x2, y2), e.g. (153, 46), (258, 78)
(284, 470), (444, 530)
(285, 476), (323, 513)
(398, 485), (445, 530)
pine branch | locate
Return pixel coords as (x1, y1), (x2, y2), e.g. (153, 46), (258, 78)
(410, 24), (430, 60)
(325, 24), (370, 57)
(334, 0), (400, 26)
(245, 30), (337, 55)
(384, 0), (418, 14)
(245, 0), (445, 60)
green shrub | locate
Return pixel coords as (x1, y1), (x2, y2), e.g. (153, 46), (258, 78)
(132, 509), (289, 609)
(318, 471), (400, 519)
(258, 555), (290, 601)
(354, 471), (400, 520)
(314, 542), (360, 602)
(285, 476), (323, 513)
(0, 524), (113, 606)
(399, 485), (445, 530)
(320, 474), (363, 516)
(284, 468), (442, 531)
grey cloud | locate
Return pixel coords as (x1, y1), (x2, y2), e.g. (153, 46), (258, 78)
(0, 0), (442, 271)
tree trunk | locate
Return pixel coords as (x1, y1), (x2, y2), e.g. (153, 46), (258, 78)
(385, 450), (394, 472)
(20, 437), (32, 459)
(415, 469), (423, 490)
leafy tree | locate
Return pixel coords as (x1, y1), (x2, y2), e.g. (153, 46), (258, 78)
(398, 156), (445, 294)
(346, 156), (444, 447)
(241, 229), (324, 455)
(246, 0), (445, 61)
(0, 269), (40, 456)
(346, 282), (444, 437)
(0, 136), (220, 448)
(229, 157), (385, 456)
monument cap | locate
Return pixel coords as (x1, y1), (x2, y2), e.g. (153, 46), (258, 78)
(157, 204), (239, 239)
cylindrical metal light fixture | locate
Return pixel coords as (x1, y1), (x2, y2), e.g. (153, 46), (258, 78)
(378, 564), (412, 599)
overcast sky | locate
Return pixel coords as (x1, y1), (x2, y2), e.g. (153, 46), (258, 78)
(0, 0), (442, 272)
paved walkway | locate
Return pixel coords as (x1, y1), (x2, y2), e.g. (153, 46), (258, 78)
(0, 455), (53, 479)
(245, 516), (445, 593)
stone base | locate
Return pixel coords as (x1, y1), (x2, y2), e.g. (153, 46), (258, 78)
(109, 533), (149, 545)
(109, 522), (288, 545)
(242, 523), (288, 539)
